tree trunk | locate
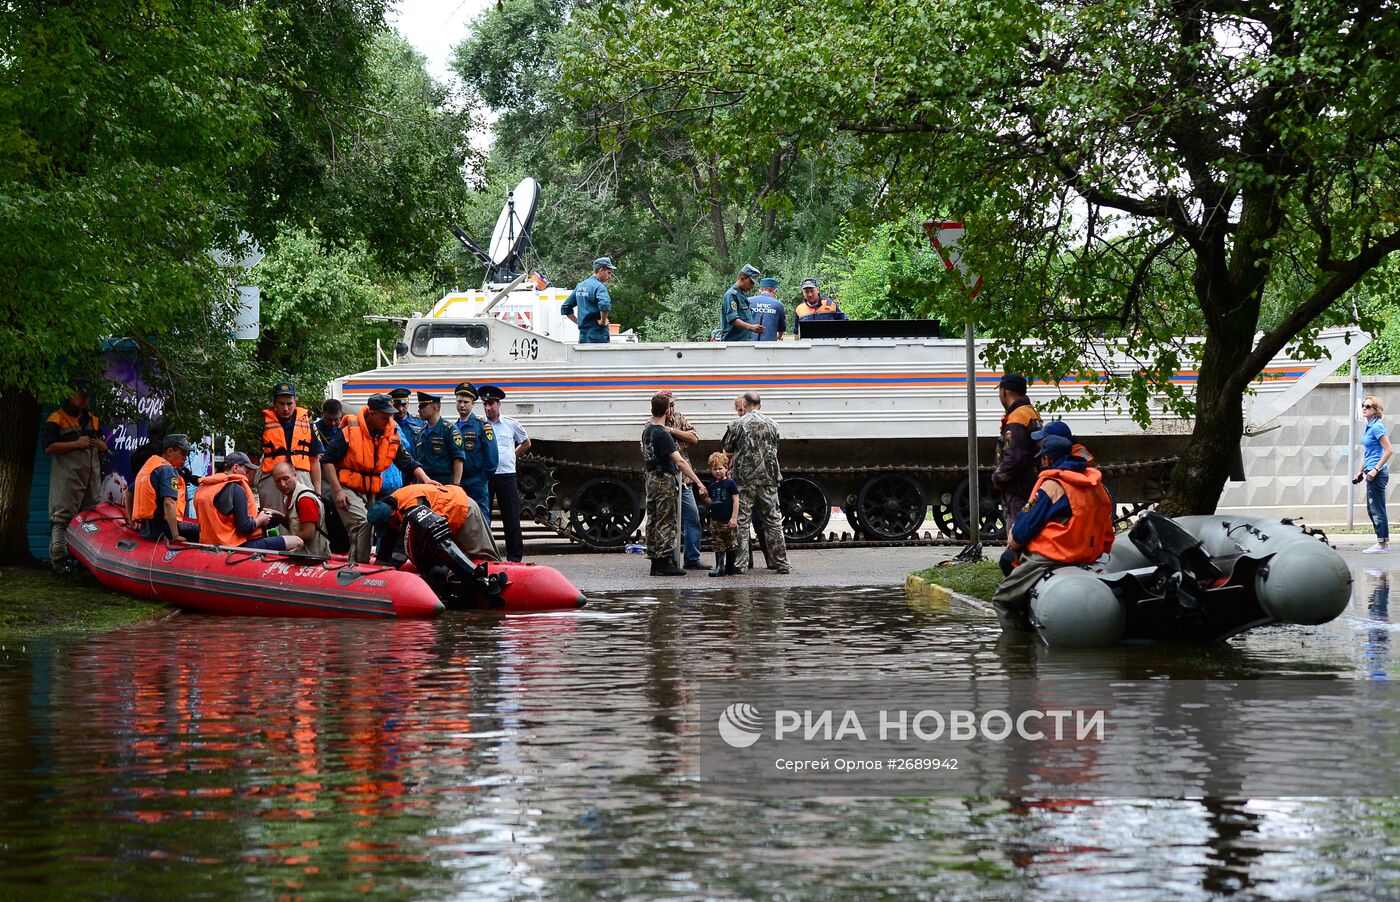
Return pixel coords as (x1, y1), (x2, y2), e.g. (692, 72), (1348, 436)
(0, 390), (41, 565)
(1157, 331), (1251, 516)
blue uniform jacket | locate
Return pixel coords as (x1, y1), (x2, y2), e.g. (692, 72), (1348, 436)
(561, 276), (612, 326)
(456, 414), (499, 486)
(413, 419), (466, 483)
(721, 286), (757, 342)
(749, 295), (786, 341)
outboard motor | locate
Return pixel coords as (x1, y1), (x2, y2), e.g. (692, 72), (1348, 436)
(1128, 512), (1224, 627)
(402, 505), (508, 609)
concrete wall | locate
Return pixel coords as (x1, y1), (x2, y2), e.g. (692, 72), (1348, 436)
(1217, 375), (1400, 524)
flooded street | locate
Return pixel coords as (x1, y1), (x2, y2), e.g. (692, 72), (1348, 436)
(1, 568), (1397, 898)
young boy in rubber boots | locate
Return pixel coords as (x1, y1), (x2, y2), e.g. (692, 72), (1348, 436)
(706, 452), (741, 576)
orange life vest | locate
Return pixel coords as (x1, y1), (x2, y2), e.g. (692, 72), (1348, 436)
(795, 299), (841, 318)
(132, 454), (186, 523)
(338, 409), (401, 496)
(388, 483), (472, 534)
(193, 472), (260, 546)
(261, 407), (314, 473)
(1025, 467), (1115, 564)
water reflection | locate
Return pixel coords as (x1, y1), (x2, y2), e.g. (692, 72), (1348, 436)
(1364, 570), (1391, 681)
(0, 582), (1392, 897)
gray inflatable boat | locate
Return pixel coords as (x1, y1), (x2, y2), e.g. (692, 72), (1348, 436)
(1028, 512), (1353, 647)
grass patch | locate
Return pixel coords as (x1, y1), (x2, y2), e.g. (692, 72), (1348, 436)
(912, 560), (1003, 601)
(0, 565), (166, 638)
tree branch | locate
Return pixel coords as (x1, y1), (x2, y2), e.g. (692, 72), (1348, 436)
(1238, 229), (1400, 392)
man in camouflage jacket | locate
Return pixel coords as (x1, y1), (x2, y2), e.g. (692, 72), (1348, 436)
(721, 391), (791, 574)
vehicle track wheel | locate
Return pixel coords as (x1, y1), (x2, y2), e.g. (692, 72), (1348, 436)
(568, 477), (643, 548)
(516, 460), (558, 518)
(779, 477), (830, 543)
(951, 476), (1006, 541)
(855, 473), (928, 541)
(931, 504), (961, 538)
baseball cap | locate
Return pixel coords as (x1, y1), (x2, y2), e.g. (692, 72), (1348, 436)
(163, 434), (194, 452)
(739, 263), (761, 280)
(365, 501), (393, 527)
(593, 256), (616, 270)
(998, 374), (1029, 394)
(272, 381), (297, 398)
(801, 278), (819, 289)
(1038, 435), (1073, 462)
(223, 451), (255, 470)
(1031, 420), (1073, 442)
(365, 394), (395, 414)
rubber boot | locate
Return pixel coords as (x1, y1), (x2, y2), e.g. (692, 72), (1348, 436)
(652, 557), (686, 576)
(708, 550), (726, 577)
(724, 549), (738, 576)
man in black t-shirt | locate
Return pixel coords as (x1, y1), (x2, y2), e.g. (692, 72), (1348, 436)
(642, 392), (708, 576)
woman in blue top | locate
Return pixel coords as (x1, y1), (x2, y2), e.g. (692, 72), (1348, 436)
(1358, 395), (1394, 554)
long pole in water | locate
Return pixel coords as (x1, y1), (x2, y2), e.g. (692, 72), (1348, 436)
(966, 322), (981, 551)
(1348, 355), (1358, 529)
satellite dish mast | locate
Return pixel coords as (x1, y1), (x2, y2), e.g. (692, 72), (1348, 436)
(487, 177), (540, 284)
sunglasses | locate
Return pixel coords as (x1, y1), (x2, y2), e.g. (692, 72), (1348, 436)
(1364, 403), (1376, 409)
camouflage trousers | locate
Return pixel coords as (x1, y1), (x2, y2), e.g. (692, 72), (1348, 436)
(989, 551), (1059, 633)
(736, 483), (789, 571)
(645, 471), (681, 561)
(708, 519), (739, 551)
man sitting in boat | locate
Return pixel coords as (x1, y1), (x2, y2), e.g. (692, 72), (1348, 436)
(271, 461), (330, 558)
(130, 433), (202, 543)
(365, 483), (500, 564)
(991, 430), (1115, 631)
(194, 452), (305, 552)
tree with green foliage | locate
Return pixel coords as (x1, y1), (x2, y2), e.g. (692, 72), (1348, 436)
(0, 2), (474, 562)
(572, 0), (1400, 515)
(452, 0), (876, 330)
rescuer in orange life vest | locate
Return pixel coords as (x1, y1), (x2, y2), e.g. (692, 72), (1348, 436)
(321, 393), (438, 563)
(258, 381), (323, 514)
(194, 452), (306, 552)
(366, 483), (500, 565)
(991, 426), (1116, 632)
(130, 434), (202, 543)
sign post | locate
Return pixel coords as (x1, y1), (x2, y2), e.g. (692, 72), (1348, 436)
(926, 222), (986, 561)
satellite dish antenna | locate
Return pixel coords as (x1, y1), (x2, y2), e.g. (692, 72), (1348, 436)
(488, 177), (540, 277)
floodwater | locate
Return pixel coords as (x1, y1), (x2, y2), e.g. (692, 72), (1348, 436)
(1, 568), (1397, 899)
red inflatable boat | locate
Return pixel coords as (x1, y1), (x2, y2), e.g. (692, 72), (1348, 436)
(67, 504), (587, 619)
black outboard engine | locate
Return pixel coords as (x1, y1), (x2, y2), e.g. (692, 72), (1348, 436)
(402, 505), (508, 609)
(1128, 512), (1224, 626)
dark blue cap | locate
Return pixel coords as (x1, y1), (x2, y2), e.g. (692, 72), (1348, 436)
(388, 387), (412, 400)
(1031, 420), (1072, 442)
(758, 277), (778, 289)
(1039, 435), (1073, 462)
(998, 374), (1028, 394)
(272, 381), (297, 398)
(454, 381), (479, 400)
(365, 394), (395, 414)
(417, 390), (441, 405)
(366, 501), (393, 526)
(478, 385), (506, 402)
